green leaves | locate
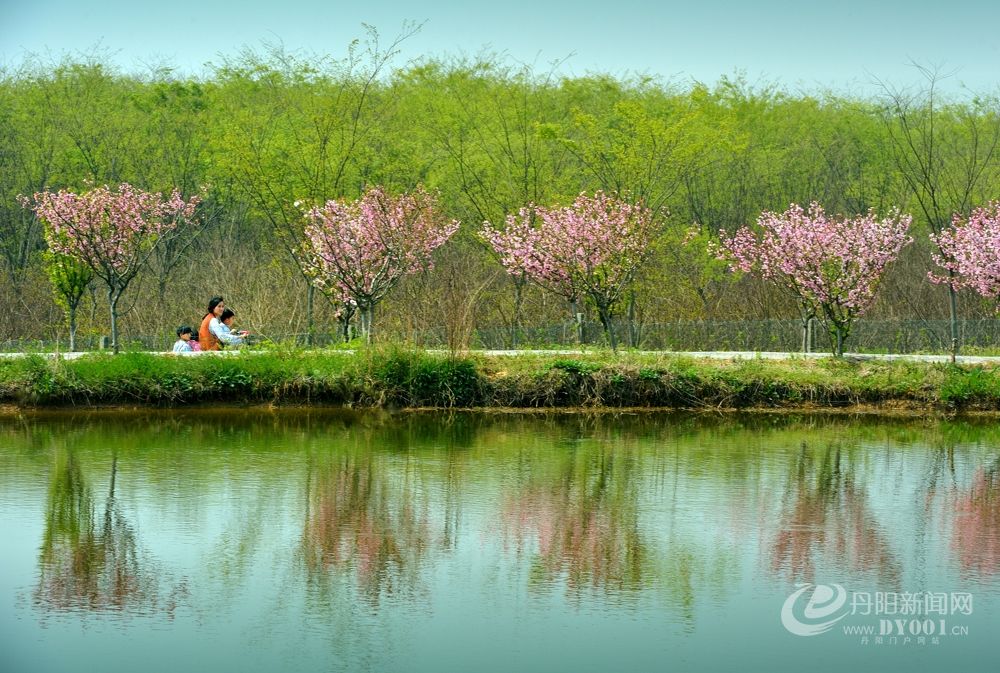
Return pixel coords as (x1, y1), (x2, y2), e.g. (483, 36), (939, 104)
(42, 249), (92, 313)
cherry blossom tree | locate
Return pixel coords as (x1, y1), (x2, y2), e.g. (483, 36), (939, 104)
(300, 186), (459, 343)
(717, 203), (912, 356)
(482, 192), (658, 351)
(930, 203), (1000, 306)
(24, 184), (200, 353)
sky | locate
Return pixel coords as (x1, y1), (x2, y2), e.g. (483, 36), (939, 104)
(1, 0), (999, 96)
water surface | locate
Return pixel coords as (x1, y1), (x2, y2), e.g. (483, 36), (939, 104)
(0, 410), (997, 672)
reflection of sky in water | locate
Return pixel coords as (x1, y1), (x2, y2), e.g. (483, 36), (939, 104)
(0, 411), (997, 673)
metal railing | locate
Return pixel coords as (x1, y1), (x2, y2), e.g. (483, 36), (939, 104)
(391, 318), (1000, 353)
(5, 318), (997, 354)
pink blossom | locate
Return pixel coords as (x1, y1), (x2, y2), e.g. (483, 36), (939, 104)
(481, 191), (659, 350)
(717, 202), (912, 354)
(930, 202), (1000, 305)
(24, 183), (200, 281)
(22, 183), (201, 352)
(300, 185), (459, 339)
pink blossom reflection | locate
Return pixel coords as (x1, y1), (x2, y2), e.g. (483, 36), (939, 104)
(951, 462), (1000, 577)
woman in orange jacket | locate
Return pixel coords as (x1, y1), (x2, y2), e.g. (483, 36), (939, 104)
(198, 296), (225, 351)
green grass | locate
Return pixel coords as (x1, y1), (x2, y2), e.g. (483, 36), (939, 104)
(2, 348), (1000, 411)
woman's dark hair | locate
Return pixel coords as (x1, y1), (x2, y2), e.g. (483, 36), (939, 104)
(207, 296), (224, 315)
(220, 308), (235, 322)
(177, 325), (192, 337)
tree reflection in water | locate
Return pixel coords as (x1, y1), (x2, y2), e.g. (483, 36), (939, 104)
(502, 447), (646, 594)
(34, 447), (167, 615)
(952, 458), (1000, 577)
(301, 451), (432, 604)
(770, 443), (901, 586)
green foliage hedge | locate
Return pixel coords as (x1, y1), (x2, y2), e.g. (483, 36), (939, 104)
(3, 350), (999, 411)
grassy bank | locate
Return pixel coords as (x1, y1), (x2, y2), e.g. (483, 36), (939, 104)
(2, 349), (1000, 411)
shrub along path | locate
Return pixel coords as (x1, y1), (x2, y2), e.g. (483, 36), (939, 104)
(3, 349), (1000, 363)
(1, 348), (1000, 411)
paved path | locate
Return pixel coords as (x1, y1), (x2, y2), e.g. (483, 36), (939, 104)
(477, 350), (999, 364)
(1, 349), (997, 364)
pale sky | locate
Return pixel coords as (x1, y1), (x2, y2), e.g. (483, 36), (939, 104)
(2, 0), (998, 96)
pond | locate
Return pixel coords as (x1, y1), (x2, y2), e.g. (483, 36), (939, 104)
(0, 409), (997, 673)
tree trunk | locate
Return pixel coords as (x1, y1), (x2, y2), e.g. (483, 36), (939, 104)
(88, 285), (98, 322)
(108, 287), (121, 354)
(510, 278), (524, 349)
(68, 304), (77, 352)
(828, 322), (848, 357)
(306, 283), (315, 347)
(358, 304), (375, 344)
(626, 292), (638, 348)
(570, 299), (584, 346)
(947, 275), (959, 363)
(598, 305), (618, 353)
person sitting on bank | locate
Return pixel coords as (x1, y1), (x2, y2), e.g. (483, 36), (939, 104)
(198, 296), (226, 351)
(173, 325), (194, 353)
(216, 307), (248, 347)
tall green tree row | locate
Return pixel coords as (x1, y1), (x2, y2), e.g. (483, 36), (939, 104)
(1, 38), (999, 348)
